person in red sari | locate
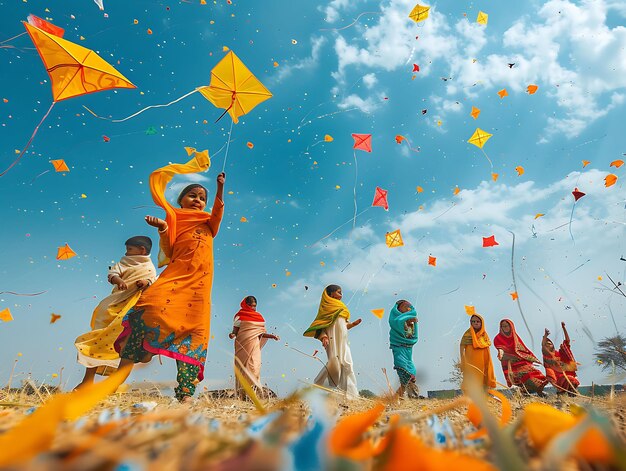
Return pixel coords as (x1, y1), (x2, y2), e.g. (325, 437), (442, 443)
(542, 321), (579, 395)
(494, 319), (548, 396)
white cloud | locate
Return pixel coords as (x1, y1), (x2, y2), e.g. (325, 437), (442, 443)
(328, 0), (626, 139)
(362, 73), (378, 88)
(269, 36), (327, 85)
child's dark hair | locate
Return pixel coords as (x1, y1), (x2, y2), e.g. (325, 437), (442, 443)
(325, 285), (341, 296)
(125, 236), (152, 254)
(396, 299), (410, 307)
(244, 295), (257, 306)
(177, 184), (207, 206)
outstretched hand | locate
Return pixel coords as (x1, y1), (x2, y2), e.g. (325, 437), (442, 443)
(145, 215), (167, 231)
(544, 328), (550, 336)
(347, 318), (362, 330)
(561, 321), (566, 328)
(217, 172), (226, 186)
(265, 334), (280, 341)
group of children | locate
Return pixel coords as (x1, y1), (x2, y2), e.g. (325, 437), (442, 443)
(73, 150), (579, 402)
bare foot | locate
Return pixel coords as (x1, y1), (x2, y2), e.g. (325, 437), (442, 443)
(179, 395), (194, 404)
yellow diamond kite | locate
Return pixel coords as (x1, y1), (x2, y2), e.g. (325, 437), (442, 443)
(408, 4), (430, 23)
(385, 229), (404, 248)
(197, 51), (272, 124)
(467, 128), (492, 149)
(477, 11), (488, 25)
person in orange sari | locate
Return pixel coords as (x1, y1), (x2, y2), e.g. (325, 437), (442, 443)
(494, 319), (547, 396)
(460, 314), (496, 391)
(228, 296), (279, 399)
(542, 321), (579, 395)
(114, 149), (225, 402)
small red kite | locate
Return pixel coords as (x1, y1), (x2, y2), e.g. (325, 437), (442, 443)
(526, 84), (538, 94)
(50, 313), (61, 324)
(412, 64), (420, 72)
(482, 235), (499, 247)
(497, 89), (508, 98)
(572, 188), (585, 201)
(352, 133), (372, 152)
(372, 187), (389, 211)
(428, 256), (437, 266)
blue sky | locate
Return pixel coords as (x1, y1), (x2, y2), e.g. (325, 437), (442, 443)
(1, 0), (625, 395)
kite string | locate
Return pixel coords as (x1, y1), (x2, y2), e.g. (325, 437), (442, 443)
(0, 31), (26, 45)
(480, 148), (493, 169)
(319, 11), (383, 32)
(83, 89), (198, 123)
(568, 202), (577, 243)
(221, 118), (234, 173)
(0, 101), (56, 177)
(507, 230), (535, 348)
(352, 149), (358, 231)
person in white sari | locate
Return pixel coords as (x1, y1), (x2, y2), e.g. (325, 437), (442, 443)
(303, 285), (361, 398)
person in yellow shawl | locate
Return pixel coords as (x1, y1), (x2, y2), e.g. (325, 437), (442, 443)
(460, 314), (496, 391)
(74, 236), (156, 388)
(303, 285), (361, 397)
(113, 148), (225, 402)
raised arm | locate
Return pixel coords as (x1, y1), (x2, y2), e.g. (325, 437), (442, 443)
(208, 172), (225, 237)
(561, 321), (570, 344)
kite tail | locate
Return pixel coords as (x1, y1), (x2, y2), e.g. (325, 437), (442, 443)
(0, 101), (56, 177)
(221, 119), (234, 173)
(507, 230), (535, 348)
(352, 149), (358, 230)
(83, 89), (198, 123)
(480, 148), (493, 169)
(568, 202), (576, 243)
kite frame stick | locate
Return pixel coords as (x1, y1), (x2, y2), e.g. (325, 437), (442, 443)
(83, 89), (198, 123)
(0, 101), (56, 177)
(221, 118), (234, 173)
(507, 230), (535, 347)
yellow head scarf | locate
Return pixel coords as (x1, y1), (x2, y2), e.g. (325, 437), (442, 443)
(303, 289), (350, 338)
(461, 314), (491, 349)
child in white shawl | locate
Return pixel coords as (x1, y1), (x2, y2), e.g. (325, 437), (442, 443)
(74, 236), (156, 388)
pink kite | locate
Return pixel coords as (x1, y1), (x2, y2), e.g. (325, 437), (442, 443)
(372, 186), (389, 211)
(482, 235), (499, 247)
(352, 133), (372, 152)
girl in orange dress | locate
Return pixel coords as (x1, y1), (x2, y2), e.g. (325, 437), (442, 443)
(459, 314), (496, 391)
(114, 149), (225, 402)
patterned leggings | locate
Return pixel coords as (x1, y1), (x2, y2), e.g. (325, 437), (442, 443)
(120, 317), (200, 401)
